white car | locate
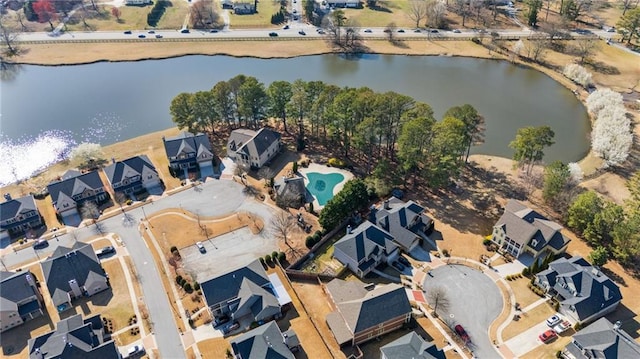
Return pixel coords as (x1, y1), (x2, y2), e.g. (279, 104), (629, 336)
(546, 314), (562, 327)
(196, 241), (206, 253)
(127, 345), (144, 357)
(553, 320), (571, 334)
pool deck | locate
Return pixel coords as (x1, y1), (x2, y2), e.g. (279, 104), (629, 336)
(298, 163), (354, 209)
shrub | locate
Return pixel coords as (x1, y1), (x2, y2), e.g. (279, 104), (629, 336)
(442, 249), (450, 257)
(126, 199), (133, 205)
(308, 202), (315, 214)
(553, 301), (560, 311)
(265, 254), (272, 263)
(176, 275), (183, 285)
(574, 322), (582, 331)
(278, 252), (286, 263)
(305, 236), (315, 248)
(183, 282), (193, 293)
(271, 251), (279, 260)
(471, 37), (481, 44)
(482, 239), (491, 246)
(563, 63), (593, 88)
(170, 246), (178, 253)
(327, 157), (346, 168)
(522, 267), (530, 276)
(292, 161), (298, 173)
(193, 282), (200, 291)
(259, 257), (266, 266)
(555, 351), (562, 358)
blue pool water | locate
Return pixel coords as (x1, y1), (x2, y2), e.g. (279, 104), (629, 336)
(306, 172), (345, 206)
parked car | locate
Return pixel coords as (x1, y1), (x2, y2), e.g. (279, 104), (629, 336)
(298, 30), (306, 35)
(455, 324), (470, 342)
(196, 241), (206, 254)
(180, 28), (190, 33)
(539, 329), (557, 343)
(124, 30), (132, 34)
(546, 315), (562, 327)
(397, 256), (410, 267)
(33, 239), (48, 249)
(283, 25), (289, 29)
(138, 34), (146, 39)
(127, 345), (144, 358)
(95, 246), (115, 257)
(269, 32), (278, 37)
(553, 320), (571, 334)
(223, 321), (240, 334)
(210, 29), (219, 33)
(391, 261), (405, 272)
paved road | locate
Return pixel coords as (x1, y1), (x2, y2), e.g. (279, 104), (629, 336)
(423, 264), (503, 359)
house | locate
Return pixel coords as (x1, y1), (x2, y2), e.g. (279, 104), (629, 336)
(371, 197), (434, 253)
(103, 155), (161, 196)
(380, 331), (445, 359)
(46, 170), (108, 219)
(201, 260), (282, 324)
(536, 256), (622, 324)
(233, 2), (256, 14)
(227, 128), (281, 169)
(28, 314), (119, 359)
(325, 279), (412, 346)
(491, 199), (570, 260)
(163, 132), (216, 178)
(221, 0), (234, 9)
(562, 318), (640, 359)
(332, 221), (399, 278)
(274, 175), (309, 208)
(0, 270), (44, 333)
(230, 321), (299, 359)
(326, 0), (361, 8)
(125, 0), (151, 5)
(0, 194), (43, 236)
(41, 243), (109, 312)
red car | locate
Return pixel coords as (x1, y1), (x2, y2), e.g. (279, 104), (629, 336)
(539, 329), (558, 343)
(455, 324), (470, 342)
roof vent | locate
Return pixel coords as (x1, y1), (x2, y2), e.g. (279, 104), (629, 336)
(531, 239), (538, 247)
(3, 193), (11, 201)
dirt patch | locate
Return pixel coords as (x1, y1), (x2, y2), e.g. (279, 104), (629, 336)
(509, 277), (544, 310)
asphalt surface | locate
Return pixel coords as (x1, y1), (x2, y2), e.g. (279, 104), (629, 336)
(423, 264), (503, 359)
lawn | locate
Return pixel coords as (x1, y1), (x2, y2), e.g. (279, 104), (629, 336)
(64, 2), (189, 32)
(342, 1), (414, 28)
(229, 0), (282, 28)
(509, 277), (545, 310)
(197, 338), (232, 359)
(502, 301), (556, 341)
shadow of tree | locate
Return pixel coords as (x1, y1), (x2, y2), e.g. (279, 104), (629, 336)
(586, 60), (621, 75)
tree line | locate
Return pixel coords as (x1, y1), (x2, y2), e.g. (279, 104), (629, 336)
(169, 76), (486, 189)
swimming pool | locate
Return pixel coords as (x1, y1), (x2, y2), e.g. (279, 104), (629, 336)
(306, 172), (345, 206)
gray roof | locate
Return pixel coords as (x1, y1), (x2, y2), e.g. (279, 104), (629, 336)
(0, 195), (38, 223)
(232, 278), (280, 321)
(495, 199), (569, 251)
(380, 332), (445, 359)
(41, 243), (107, 307)
(325, 279), (368, 304)
(0, 270), (39, 313)
(47, 171), (104, 204)
(230, 321), (295, 359)
(274, 177), (310, 204)
(564, 318), (640, 359)
(201, 260), (270, 308)
(27, 314), (119, 359)
(374, 198), (432, 250)
(334, 221), (397, 264)
(536, 256), (622, 321)
(228, 128), (280, 159)
(326, 280), (411, 341)
(103, 155), (157, 187)
(163, 132), (213, 159)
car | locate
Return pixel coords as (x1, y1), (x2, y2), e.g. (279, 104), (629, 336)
(124, 30), (132, 34)
(546, 315), (562, 327)
(383, 29), (391, 33)
(148, 30), (155, 34)
(397, 29), (405, 33)
(414, 29), (421, 33)
(539, 329), (557, 343)
(292, 9), (297, 13)
(455, 324), (470, 342)
(391, 261), (405, 272)
(430, 29), (439, 33)
(452, 29), (461, 33)
(553, 320), (571, 334)
(180, 28), (190, 33)
(283, 25), (290, 29)
(33, 239), (48, 249)
(298, 30), (306, 35)
(269, 32), (278, 37)
(223, 321), (240, 334)
(397, 256), (410, 267)
(364, 29), (372, 33)
(138, 34), (146, 39)
(95, 246), (115, 257)
(210, 29), (219, 33)
(196, 241), (206, 254)
(127, 345), (145, 357)
(607, 27), (615, 32)
(155, 34), (163, 38)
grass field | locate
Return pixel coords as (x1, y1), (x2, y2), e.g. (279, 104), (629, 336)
(229, 0), (282, 28)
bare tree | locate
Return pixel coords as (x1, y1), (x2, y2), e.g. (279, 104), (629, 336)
(523, 35), (549, 63)
(190, 0), (221, 29)
(426, 0), (446, 29)
(15, 12), (29, 32)
(270, 210), (296, 248)
(81, 201), (103, 234)
(257, 166), (274, 184)
(0, 15), (19, 56)
(427, 285), (450, 317)
(384, 22), (397, 42)
(574, 38), (599, 64)
(453, 0), (470, 27)
(114, 192), (127, 211)
(408, 0), (428, 28)
(234, 163), (249, 185)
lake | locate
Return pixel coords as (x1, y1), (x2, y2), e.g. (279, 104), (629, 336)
(0, 54), (590, 186)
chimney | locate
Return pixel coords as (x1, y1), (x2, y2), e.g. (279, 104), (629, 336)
(614, 321), (622, 330)
(34, 348), (43, 359)
(346, 225), (352, 235)
(3, 193), (11, 201)
(68, 279), (82, 298)
(111, 157), (116, 164)
(383, 200), (390, 210)
(25, 273), (36, 288)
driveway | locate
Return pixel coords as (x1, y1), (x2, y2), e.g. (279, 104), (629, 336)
(422, 264), (503, 359)
(504, 320), (553, 357)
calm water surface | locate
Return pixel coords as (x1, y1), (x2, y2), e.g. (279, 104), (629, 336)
(0, 54), (590, 185)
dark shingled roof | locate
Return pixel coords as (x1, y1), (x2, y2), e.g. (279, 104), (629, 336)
(41, 243), (107, 307)
(47, 171), (104, 205)
(27, 314), (119, 359)
(374, 198), (432, 251)
(230, 321), (295, 359)
(380, 331), (446, 359)
(0, 270), (40, 313)
(228, 128), (281, 159)
(103, 155), (157, 187)
(0, 195), (38, 223)
(334, 221), (397, 264)
(163, 132), (213, 159)
(201, 260), (270, 309)
(564, 318), (640, 359)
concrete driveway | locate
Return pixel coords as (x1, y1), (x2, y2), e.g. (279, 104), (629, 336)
(422, 264), (503, 359)
(504, 320), (553, 357)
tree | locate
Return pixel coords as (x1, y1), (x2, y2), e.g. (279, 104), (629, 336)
(190, 0), (220, 29)
(443, 104), (485, 163)
(111, 7), (122, 22)
(425, 0), (446, 29)
(574, 38), (599, 64)
(567, 191), (603, 234)
(583, 201), (624, 247)
(397, 107), (436, 182)
(563, 63), (593, 88)
(33, 0), (57, 30)
(567, 162), (583, 184)
(543, 161), (570, 203)
(384, 22), (397, 42)
(70, 142), (105, 168)
(586, 88), (624, 115)
(617, 8), (640, 44)
(289, 79), (309, 139)
(589, 246), (608, 266)
(270, 210), (295, 248)
(453, 0), (470, 27)
(267, 80), (292, 133)
(408, 0), (428, 28)
(170, 92), (195, 131)
(425, 117), (466, 188)
(611, 212), (640, 266)
(237, 76), (268, 129)
(591, 105), (632, 167)
(562, 0), (591, 22)
(511, 40), (524, 62)
(191, 90), (219, 134)
(523, 35), (549, 63)
(509, 126), (555, 174)
(526, 0), (542, 27)
(212, 81), (235, 129)
(318, 179), (369, 230)
(627, 171), (640, 213)
(427, 285), (450, 316)
(0, 15), (19, 56)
